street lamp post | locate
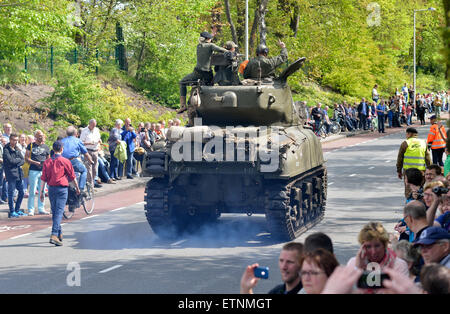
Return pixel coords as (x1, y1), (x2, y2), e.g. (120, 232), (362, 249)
(413, 7), (435, 106)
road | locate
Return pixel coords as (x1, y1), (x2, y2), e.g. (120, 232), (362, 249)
(0, 124), (431, 293)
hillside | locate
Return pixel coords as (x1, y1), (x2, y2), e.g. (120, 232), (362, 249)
(0, 82), (180, 137)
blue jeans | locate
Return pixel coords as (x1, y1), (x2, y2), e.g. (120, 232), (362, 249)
(27, 170), (46, 214)
(7, 178), (24, 214)
(70, 158), (87, 190)
(98, 157), (111, 182)
(125, 149), (135, 176)
(378, 114), (385, 132)
(109, 150), (119, 179)
(0, 167), (6, 201)
(48, 186), (68, 237)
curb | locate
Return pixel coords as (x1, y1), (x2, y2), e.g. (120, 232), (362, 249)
(0, 177), (149, 220)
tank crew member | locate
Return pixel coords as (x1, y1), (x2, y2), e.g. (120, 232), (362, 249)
(178, 31), (228, 114)
(243, 40), (288, 80)
(213, 41), (241, 86)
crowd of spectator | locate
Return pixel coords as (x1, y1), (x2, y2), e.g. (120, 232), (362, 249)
(240, 85), (450, 294)
(0, 118), (182, 218)
(302, 85), (450, 136)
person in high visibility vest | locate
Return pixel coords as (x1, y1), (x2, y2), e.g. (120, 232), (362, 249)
(396, 127), (431, 198)
(426, 115), (447, 166)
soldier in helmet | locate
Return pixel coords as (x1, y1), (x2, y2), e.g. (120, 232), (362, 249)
(243, 40), (288, 80)
(178, 31), (228, 114)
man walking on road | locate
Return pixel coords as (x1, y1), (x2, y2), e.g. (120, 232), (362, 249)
(40, 141), (80, 246)
(396, 127), (431, 198)
(426, 115), (447, 167)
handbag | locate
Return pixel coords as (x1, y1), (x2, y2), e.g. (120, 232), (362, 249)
(22, 143), (32, 178)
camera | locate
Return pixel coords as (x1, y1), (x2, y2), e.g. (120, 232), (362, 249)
(415, 187), (424, 200)
(254, 266), (269, 279)
(432, 186), (449, 196)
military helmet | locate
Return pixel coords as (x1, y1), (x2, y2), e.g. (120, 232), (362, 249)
(256, 44), (269, 55)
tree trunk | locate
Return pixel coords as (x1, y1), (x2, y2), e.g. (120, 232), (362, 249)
(249, 0), (260, 54)
(224, 0), (239, 49)
(259, 0), (269, 46)
(236, 0), (245, 46)
(135, 32), (146, 80)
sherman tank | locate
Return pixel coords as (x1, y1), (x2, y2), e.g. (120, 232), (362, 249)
(142, 57), (327, 241)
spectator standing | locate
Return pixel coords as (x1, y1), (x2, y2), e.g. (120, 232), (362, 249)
(372, 84), (379, 104)
(402, 83), (409, 103)
(403, 200), (431, 243)
(434, 95), (442, 119)
(0, 136), (5, 205)
(2, 123), (12, 142)
(121, 125), (137, 179)
(61, 126), (93, 193)
(80, 119), (102, 189)
(426, 115), (447, 167)
(416, 94), (426, 125)
(375, 101), (386, 133)
(25, 130), (50, 215)
(311, 103), (323, 133)
(357, 98), (369, 131)
(40, 141), (80, 246)
(392, 240), (422, 280)
(108, 119), (123, 180)
(240, 242), (304, 294)
(2, 134), (26, 218)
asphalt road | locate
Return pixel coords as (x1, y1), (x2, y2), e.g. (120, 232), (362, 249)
(0, 125), (432, 294)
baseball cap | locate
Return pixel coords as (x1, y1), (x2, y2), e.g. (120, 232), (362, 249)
(406, 127), (418, 134)
(200, 31), (213, 39)
(52, 140), (64, 152)
(413, 227), (450, 246)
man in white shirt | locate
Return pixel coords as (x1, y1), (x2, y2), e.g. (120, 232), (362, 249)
(80, 119), (102, 188)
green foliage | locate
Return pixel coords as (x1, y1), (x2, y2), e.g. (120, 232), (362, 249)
(46, 62), (176, 130)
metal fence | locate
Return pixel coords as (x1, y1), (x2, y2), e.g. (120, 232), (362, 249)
(1, 45), (120, 80)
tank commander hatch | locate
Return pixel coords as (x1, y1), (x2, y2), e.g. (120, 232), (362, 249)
(243, 40), (288, 81)
(178, 31), (228, 114)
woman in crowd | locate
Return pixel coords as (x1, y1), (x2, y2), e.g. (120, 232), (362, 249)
(298, 249), (339, 294)
(392, 240), (422, 281)
(347, 222), (410, 293)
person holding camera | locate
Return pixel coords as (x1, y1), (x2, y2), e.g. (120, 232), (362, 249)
(425, 183), (450, 232)
(240, 242), (304, 294)
(347, 222), (409, 293)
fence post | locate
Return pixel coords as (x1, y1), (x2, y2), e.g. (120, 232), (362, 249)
(74, 47), (78, 64)
(96, 48), (99, 75)
(50, 46), (54, 77)
(24, 54), (28, 72)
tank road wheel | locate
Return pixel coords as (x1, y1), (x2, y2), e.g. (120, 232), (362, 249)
(265, 181), (306, 241)
(264, 168), (327, 241)
(144, 178), (181, 239)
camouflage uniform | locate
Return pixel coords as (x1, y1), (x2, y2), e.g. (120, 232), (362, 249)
(243, 47), (288, 80)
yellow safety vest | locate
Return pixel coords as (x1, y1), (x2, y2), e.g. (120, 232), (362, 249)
(403, 137), (427, 170)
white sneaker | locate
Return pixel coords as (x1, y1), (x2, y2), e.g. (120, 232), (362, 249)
(28, 212), (35, 216)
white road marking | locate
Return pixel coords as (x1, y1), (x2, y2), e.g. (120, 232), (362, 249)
(328, 182), (334, 185)
(369, 167), (375, 170)
(349, 174), (356, 177)
(111, 207), (126, 212)
(99, 265), (123, 274)
(81, 215), (99, 220)
(171, 239), (187, 246)
(11, 233), (32, 240)
(385, 160), (391, 163)
(136, 201), (145, 205)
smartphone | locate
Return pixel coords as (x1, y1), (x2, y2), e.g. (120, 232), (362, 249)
(357, 271), (390, 289)
(254, 266), (269, 279)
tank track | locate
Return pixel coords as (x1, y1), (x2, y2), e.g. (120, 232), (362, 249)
(265, 167), (327, 241)
(144, 177), (176, 238)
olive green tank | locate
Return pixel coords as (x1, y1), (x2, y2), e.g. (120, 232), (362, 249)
(143, 58), (327, 241)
